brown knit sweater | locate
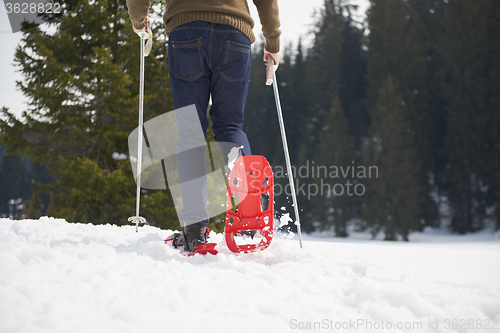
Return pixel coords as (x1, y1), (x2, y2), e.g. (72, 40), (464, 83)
(126, 0), (281, 53)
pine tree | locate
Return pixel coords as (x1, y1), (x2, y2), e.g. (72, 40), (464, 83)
(0, 143), (31, 218)
(485, 2), (500, 231)
(363, 75), (422, 241)
(365, 0), (439, 232)
(338, 4), (369, 145)
(436, 0), (499, 233)
(307, 0), (343, 149)
(314, 97), (354, 237)
(0, 0), (177, 227)
(289, 40), (313, 146)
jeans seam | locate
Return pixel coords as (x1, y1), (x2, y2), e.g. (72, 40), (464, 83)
(209, 24), (214, 69)
(172, 26), (212, 32)
(172, 26), (243, 34)
(227, 41), (251, 54)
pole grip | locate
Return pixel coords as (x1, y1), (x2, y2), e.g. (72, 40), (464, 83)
(266, 56), (274, 85)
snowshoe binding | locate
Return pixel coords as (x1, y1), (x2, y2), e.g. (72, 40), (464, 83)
(165, 224), (217, 256)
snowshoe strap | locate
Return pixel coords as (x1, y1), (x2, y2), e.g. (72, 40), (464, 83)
(187, 243), (218, 256)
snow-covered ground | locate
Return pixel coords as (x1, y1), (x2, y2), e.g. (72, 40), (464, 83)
(1, 217), (499, 333)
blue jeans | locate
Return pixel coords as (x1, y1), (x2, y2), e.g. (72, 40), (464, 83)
(168, 21), (253, 227)
(168, 20), (252, 155)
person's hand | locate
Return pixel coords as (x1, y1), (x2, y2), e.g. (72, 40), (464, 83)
(263, 49), (281, 70)
(133, 17), (152, 40)
(132, 17), (153, 56)
(264, 50), (281, 85)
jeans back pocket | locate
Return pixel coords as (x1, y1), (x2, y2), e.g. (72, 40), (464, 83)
(217, 41), (251, 83)
(172, 38), (204, 81)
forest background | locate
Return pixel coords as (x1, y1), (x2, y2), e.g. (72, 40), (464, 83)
(1, 0), (498, 240)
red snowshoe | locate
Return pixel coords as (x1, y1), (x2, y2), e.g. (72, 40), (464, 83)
(225, 155), (274, 253)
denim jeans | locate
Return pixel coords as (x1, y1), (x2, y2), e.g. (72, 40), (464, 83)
(168, 21), (253, 227)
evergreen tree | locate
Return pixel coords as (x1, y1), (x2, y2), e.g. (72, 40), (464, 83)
(0, 138), (51, 218)
(289, 39), (314, 159)
(276, 42), (304, 166)
(298, 0), (367, 231)
(0, 143), (30, 218)
(338, 4), (369, 145)
(314, 97), (354, 237)
(363, 75), (422, 241)
(485, 2), (500, 231)
(306, 0), (343, 153)
(0, 0), (177, 228)
(294, 0), (344, 225)
(436, 0), (499, 233)
(365, 0), (439, 231)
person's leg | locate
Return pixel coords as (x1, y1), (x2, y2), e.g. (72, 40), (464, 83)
(209, 24), (252, 157)
(167, 22), (213, 246)
(168, 21), (212, 133)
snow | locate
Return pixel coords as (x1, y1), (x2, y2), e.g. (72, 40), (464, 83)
(1, 217), (499, 333)
(111, 152), (127, 160)
(278, 212), (293, 228)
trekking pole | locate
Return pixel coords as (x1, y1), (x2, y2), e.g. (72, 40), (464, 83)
(128, 37), (147, 232)
(266, 57), (303, 249)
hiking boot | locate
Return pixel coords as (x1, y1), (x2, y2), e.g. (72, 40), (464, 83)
(182, 222), (208, 252)
(165, 222), (209, 253)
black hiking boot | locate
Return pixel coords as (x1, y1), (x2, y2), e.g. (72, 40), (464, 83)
(165, 222), (208, 253)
